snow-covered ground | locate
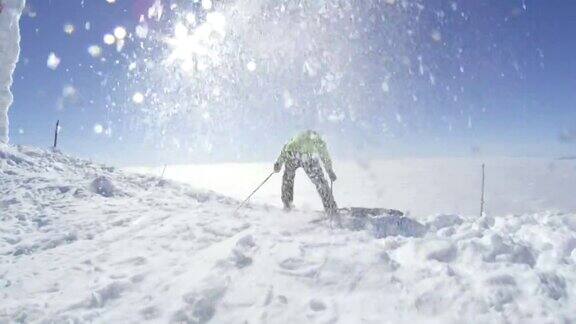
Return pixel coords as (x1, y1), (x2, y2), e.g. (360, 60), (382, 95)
(2, 145), (576, 323)
(130, 158), (576, 218)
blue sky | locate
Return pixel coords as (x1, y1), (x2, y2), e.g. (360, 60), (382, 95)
(7, 0), (576, 165)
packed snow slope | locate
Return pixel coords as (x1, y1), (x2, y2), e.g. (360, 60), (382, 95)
(130, 158), (576, 217)
(2, 145), (576, 323)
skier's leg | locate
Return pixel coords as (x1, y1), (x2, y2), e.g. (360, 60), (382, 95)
(303, 159), (338, 215)
(281, 161), (297, 210)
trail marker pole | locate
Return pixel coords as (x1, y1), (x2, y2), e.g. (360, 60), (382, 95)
(53, 120), (60, 149)
(480, 163), (486, 217)
(234, 172), (275, 214)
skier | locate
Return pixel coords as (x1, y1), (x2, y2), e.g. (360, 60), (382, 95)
(274, 130), (338, 215)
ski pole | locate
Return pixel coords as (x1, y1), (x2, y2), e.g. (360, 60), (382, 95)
(234, 171), (275, 214)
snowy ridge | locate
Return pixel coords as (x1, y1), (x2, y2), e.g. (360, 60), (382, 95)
(2, 145), (576, 323)
(0, 0), (25, 144)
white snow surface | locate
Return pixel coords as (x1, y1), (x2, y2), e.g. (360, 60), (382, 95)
(0, 0), (25, 144)
(131, 158), (576, 218)
(2, 145), (576, 323)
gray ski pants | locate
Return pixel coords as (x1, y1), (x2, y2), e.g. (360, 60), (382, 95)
(281, 154), (337, 215)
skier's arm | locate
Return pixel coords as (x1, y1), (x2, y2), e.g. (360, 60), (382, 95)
(274, 145), (287, 172)
(318, 141), (335, 176)
(276, 145), (288, 165)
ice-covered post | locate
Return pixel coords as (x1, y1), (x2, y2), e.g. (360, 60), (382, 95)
(480, 163), (486, 217)
(0, 0), (26, 144)
(53, 120), (60, 149)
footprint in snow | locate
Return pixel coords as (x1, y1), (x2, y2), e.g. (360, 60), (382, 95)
(277, 258), (322, 278)
(279, 257), (307, 271)
(115, 256), (147, 266)
(140, 305), (161, 320)
(172, 277), (230, 324)
(216, 234), (257, 270)
(309, 299), (326, 312)
(306, 298), (339, 323)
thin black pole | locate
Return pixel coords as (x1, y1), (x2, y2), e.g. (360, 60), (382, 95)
(234, 172), (275, 214)
(53, 120), (60, 149)
(480, 163), (485, 217)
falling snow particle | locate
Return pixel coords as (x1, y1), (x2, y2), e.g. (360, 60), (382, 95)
(246, 61), (257, 72)
(202, 0), (213, 10)
(283, 90), (294, 108)
(174, 23), (188, 38)
(381, 81), (390, 93)
(429, 73), (436, 86)
(148, 0), (163, 21)
(114, 26), (127, 40)
(47, 53), (61, 70)
(186, 13), (196, 25)
(136, 24), (148, 38)
(132, 92), (145, 104)
(85, 22), (91, 30)
(418, 56), (424, 75)
(88, 45), (102, 58)
(106, 0), (116, 3)
(327, 111), (346, 123)
(62, 85), (76, 98)
(116, 39), (125, 52)
(103, 34), (115, 45)
(431, 30), (442, 42)
(63, 23), (75, 35)
(94, 124), (104, 134)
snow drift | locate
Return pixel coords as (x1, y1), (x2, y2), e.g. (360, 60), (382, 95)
(2, 145), (576, 323)
(0, 0), (25, 144)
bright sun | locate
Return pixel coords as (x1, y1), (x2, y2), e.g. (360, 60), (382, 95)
(165, 12), (227, 73)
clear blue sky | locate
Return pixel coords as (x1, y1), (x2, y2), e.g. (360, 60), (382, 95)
(7, 0), (576, 165)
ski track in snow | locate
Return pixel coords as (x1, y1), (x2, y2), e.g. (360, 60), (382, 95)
(1, 145), (576, 323)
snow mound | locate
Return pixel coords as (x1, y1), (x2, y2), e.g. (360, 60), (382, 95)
(338, 208), (427, 238)
(2, 145), (576, 323)
(90, 176), (118, 197)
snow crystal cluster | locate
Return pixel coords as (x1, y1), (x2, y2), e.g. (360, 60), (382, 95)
(0, 0), (25, 144)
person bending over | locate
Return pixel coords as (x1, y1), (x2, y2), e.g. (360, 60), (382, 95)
(274, 130), (338, 215)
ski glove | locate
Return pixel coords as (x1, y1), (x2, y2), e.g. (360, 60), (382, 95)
(274, 162), (282, 173)
(328, 170), (337, 182)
